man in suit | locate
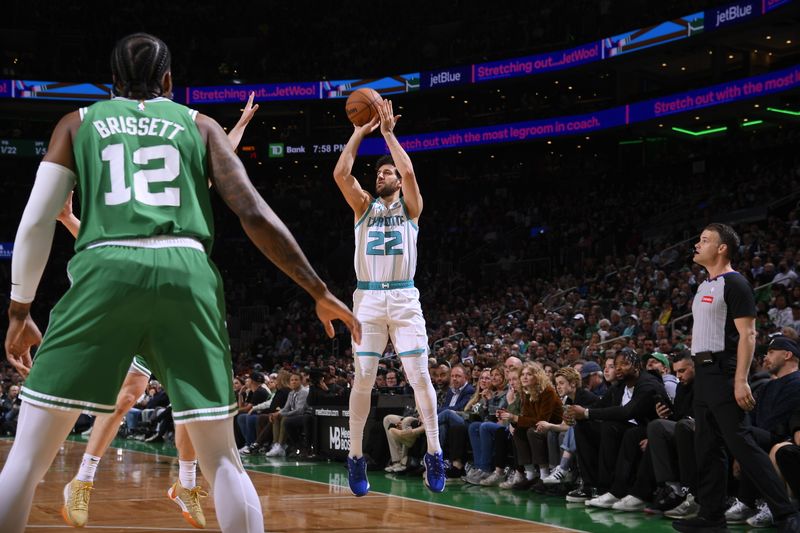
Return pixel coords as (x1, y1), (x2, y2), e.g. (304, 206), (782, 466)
(436, 364), (475, 448)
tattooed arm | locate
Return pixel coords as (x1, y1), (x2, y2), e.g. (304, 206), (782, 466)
(196, 113), (361, 342)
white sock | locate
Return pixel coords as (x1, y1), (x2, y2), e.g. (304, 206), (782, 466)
(524, 465), (535, 480)
(0, 402), (79, 533)
(179, 460), (197, 489)
(539, 466), (550, 479)
(184, 419), (264, 533)
(348, 356), (378, 458)
(76, 453), (102, 482)
(400, 354), (441, 454)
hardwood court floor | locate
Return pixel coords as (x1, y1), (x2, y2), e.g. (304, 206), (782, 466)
(0, 437), (679, 532)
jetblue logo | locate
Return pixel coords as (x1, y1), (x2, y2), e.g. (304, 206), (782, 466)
(709, 1), (757, 29)
(423, 67), (470, 89)
(430, 71), (461, 86)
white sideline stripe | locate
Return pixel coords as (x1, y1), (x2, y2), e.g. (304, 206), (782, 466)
(263, 470), (585, 532)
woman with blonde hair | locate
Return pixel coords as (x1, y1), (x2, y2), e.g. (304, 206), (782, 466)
(462, 366), (510, 483)
(506, 363), (562, 489)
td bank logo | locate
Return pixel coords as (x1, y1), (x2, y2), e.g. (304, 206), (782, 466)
(268, 143), (284, 158)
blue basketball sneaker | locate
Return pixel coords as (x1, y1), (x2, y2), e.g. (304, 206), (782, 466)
(347, 456), (370, 497)
(423, 452), (446, 493)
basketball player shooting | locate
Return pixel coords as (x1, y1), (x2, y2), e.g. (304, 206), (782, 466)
(332, 99), (445, 496)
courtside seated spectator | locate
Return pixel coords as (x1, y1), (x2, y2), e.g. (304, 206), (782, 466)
(565, 349), (665, 506)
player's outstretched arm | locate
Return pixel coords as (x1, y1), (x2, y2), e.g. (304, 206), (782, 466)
(379, 99), (422, 220)
(227, 91), (259, 151)
(332, 118), (378, 221)
(198, 113), (361, 343)
(6, 112), (79, 376)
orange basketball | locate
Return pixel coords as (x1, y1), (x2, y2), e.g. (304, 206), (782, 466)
(345, 88), (382, 126)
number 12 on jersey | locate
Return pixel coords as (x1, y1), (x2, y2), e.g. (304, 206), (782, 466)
(366, 231), (404, 256)
(102, 143), (181, 207)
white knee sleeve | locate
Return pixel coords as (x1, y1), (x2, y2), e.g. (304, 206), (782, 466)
(0, 402), (79, 533)
(349, 356), (379, 457)
(352, 356), (379, 393)
(399, 355), (441, 454)
(185, 419), (264, 533)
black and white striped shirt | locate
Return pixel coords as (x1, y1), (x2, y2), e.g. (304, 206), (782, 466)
(691, 271), (755, 354)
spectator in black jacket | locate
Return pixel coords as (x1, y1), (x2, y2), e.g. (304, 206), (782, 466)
(237, 372), (272, 452)
(723, 336), (800, 527)
(610, 351), (697, 514)
(771, 406), (800, 501)
(125, 381), (169, 434)
(246, 370), (292, 454)
(565, 348), (666, 506)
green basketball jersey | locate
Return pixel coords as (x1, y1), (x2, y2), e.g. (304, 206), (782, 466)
(72, 97), (213, 252)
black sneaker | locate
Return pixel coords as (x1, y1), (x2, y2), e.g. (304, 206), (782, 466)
(672, 516), (729, 532)
(144, 433), (163, 443)
(511, 477), (537, 491)
(646, 485), (685, 514)
(532, 480), (549, 494)
(528, 478), (545, 492)
(546, 484), (573, 497)
(445, 466), (465, 479)
(566, 485), (599, 503)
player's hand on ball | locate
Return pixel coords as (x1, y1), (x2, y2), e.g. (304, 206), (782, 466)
(5, 304), (42, 378)
(315, 291), (362, 344)
(355, 116), (379, 137)
(378, 99), (401, 136)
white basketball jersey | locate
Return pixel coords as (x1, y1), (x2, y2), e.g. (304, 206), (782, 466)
(354, 197), (418, 283)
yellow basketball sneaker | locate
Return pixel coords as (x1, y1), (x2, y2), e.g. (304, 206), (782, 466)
(168, 481), (208, 529)
(61, 478), (93, 527)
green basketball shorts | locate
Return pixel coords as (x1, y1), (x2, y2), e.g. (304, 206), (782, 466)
(21, 241), (237, 423)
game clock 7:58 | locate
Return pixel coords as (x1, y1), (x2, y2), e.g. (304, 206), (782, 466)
(312, 144), (346, 154)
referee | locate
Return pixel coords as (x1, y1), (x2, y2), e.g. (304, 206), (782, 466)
(673, 224), (799, 533)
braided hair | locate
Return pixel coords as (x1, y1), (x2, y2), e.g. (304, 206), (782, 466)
(110, 33), (171, 99)
(617, 347), (642, 371)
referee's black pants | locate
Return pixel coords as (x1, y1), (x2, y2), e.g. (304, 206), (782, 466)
(694, 357), (796, 521)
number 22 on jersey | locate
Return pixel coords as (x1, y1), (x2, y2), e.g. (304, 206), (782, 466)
(366, 231), (404, 256)
(102, 143), (181, 207)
